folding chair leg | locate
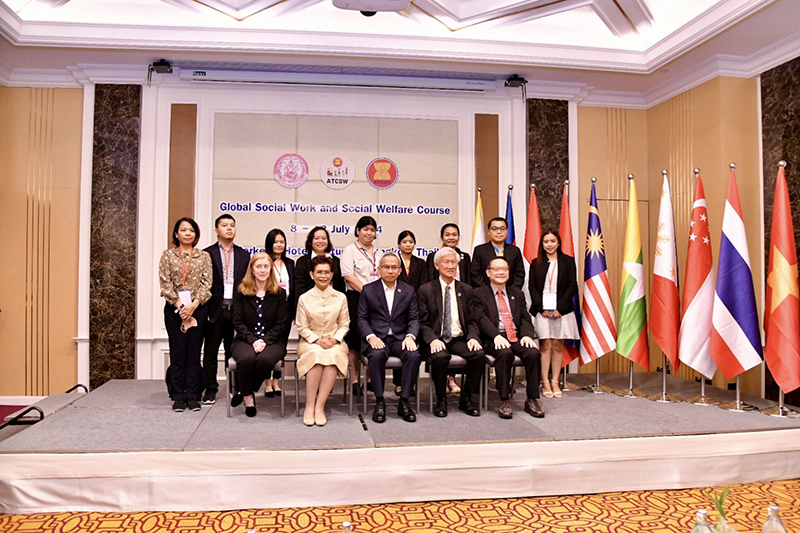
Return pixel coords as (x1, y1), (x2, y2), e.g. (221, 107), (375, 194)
(295, 363), (301, 417)
(280, 368), (285, 417)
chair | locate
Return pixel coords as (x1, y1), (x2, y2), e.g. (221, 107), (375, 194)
(426, 354), (482, 414)
(360, 355), (421, 415)
(226, 358), (287, 418)
(293, 362), (355, 417)
(483, 354), (524, 412)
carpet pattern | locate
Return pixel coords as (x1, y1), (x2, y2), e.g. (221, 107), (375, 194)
(1, 480), (798, 532)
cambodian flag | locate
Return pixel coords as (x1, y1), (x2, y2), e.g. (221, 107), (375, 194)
(710, 167), (763, 379)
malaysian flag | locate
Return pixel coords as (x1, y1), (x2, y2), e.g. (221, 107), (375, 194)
(579, 181), (617, 363)
(710, 167), (763, 379)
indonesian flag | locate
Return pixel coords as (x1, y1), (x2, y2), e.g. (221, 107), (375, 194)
(522, 185), (542, 264)
(617, 177), (649, 371)
(764, 164), (800, 393)
(710, 168), (763, 380)
(678, 175), (717, 379)
(558, 182), (581, 367)
(650, 174), (680, 371)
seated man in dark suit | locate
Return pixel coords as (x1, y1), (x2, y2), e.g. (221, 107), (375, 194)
(470, 217), (526, 290)
(358, 253), (422, 423)
(474, 256), (545, 419)
(418, 247), (484, 417)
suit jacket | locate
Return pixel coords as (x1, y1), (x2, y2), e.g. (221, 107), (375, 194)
(417, 278), (479, 346)
(231, 288), (288, 347)
(528, 253), (578, 316)
(473, 284), (535, 343)
(470, 242), (526, 290)
(274, 256), (296, 322)
(294, 254), (345, 298)
(357, 280), (420, 350)
(426, 247), (471, 286)
(203, 242), (251, 323)
(399, 254), (429, 292)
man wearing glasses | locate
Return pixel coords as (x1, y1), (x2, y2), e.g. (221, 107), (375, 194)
(474, 256), (544, 419)
(358, 253), (421, 423)
(471, 217), (526, 290)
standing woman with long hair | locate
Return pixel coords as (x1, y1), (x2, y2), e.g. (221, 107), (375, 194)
(159, 217), (213, 412)
(528, 227), (578, 398)
(339, 216), (383, 395)
(231, 253), (288, 417)
(263, 228), (295, 397)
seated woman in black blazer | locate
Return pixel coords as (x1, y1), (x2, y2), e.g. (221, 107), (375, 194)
(231, 252), (288, 417)
(294, 225), (346, 297)
(528, 227), (579, 399)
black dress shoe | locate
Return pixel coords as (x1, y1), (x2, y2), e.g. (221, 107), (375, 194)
(434, 397), (448, 418)
(230, 392), (244, 407)
(245, 405), (257, 417)
(498, 400), (513, 419)
(524, 398), (545, 418)
(458, 397), (480, 417)
(398, 398), (416, 422)
(264, 390), (276, 398)
(372, 398), (386, 423)
(352, 383), (364, 397)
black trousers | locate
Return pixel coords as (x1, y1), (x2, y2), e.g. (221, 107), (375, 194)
(231, 340), (285, 397)
(164, 303), (208, 402)
(202, 306), (233, 393)
(364, 336), (420, 399)
(428, 337), (484, 401)
(485, 334), (541, 400)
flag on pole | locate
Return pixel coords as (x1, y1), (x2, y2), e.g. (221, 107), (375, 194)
(650, 173), (680, 371)
(579, 181), (617, 364)
(505, 189), (516, 245)
(710, 167), (763, 380)
(522, 185), (542, 264)
(471, 189), (486, 254)
(764, 162), (800, 393)
(678, 174), (717, 379)
(558, 182), (581, 367)
(617, 176), (649, 371)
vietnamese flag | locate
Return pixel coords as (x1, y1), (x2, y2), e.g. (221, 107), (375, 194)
(764, 163), (800, 393)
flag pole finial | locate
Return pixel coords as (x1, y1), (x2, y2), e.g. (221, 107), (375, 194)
(694, 168), (701, 175)
(730, 162), (737, 170)
(591, 176), (597, 183)
(508, 184), (514, 190)
(530, 183), (535, 190)
(662, 169), (668, 177)
(565, 179), (569, 185)
(779, 160), (787, 168)
(627, 173), (634, 181)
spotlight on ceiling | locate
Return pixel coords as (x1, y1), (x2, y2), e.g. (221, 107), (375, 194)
(504, 74), (527, 88)
(152, 59), (173, 74)
(332, 0), (411, 14)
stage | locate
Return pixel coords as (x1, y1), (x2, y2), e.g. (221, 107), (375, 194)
(1, 373), (799, 514)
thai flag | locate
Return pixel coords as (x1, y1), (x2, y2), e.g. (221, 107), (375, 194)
(710, 168), (763, 379)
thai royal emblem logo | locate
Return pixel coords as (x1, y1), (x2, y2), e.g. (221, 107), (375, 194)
(274, 153), (309, 189)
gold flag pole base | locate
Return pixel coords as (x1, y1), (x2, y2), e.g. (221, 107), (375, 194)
(614, 388), (648, 398)
(685, 395), (721, 406)
(583, 384), (614, 394)
(760, 391), (800, 417)
(647, 392), (683, 403)
(718, 401), (757, 412)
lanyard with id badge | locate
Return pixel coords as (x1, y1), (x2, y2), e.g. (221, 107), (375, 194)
(222, 246), (234, 300)
(358, 243), (380, 282)
(177, 250), (197, 332)
(542, 261), (558, 311)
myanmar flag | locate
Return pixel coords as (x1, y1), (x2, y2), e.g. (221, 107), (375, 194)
(617, 177), (649, 370)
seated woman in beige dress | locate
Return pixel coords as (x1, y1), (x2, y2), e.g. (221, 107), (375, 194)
(295, 255), (350, 427)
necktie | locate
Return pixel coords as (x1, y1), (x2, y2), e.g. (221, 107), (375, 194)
(442, 285), (452, 343)
(497, 289), (518, 342)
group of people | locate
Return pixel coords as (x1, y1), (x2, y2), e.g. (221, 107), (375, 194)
(158, 213), (578, 426)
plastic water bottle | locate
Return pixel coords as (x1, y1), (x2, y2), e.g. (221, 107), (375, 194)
(691, 510), (714, 533)
(762, 505), (788, 533)
(342, 521), (353, 533)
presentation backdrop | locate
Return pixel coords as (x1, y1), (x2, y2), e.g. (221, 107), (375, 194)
(213, 113), (460, 259)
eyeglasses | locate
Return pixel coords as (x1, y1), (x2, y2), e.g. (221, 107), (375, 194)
(380, 265), (400, 271)
(489, 226), (507, 231)
(489, 267), (509, 272)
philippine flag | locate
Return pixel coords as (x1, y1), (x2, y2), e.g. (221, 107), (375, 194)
(710, 167), (763, 380)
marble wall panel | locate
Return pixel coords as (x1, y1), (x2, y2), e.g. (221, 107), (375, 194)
(761, 55), (800, 405)
(90, 84), (141, 389)
(527, 99), (569, 231)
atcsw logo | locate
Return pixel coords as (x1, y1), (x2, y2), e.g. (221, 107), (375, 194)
(320, 155), (355, 190)
(367, 157), (398, 189)
(274, 153), (309, 189)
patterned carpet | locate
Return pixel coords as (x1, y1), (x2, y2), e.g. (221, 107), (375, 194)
(1, 480), (798, 532)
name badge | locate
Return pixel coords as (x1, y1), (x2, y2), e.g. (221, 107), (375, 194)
(543, 293), (557, 311)
(177, 288), (193, 307)
(223, 279), (234, 300)
(369, 271), (380, 281)
(278, 280), (289, 298)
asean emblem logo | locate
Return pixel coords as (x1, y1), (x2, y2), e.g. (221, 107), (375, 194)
(274, 153), (309, 189)
(367, 157), (398, 189)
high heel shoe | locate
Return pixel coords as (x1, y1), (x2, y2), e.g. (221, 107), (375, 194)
(551, 379), (562, 398)
(541, 381), (554, 398)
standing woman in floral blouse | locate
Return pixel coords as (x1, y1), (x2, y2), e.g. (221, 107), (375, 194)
(159, 217), (213, 413)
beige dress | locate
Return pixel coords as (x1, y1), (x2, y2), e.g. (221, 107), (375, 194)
(295, 285), (350, 378)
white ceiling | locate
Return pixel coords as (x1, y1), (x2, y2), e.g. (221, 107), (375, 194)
(1, 0), (799, 106)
